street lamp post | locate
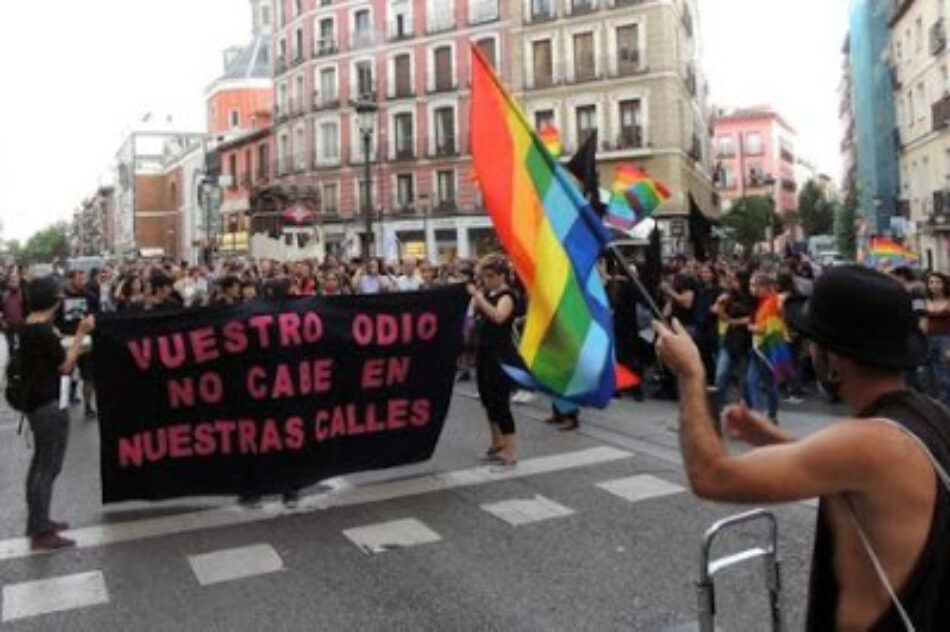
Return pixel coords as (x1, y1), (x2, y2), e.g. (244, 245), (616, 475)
(355, 98), (379, 261)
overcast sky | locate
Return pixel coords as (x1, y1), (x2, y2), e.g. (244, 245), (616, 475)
(0, 0), (850, 243)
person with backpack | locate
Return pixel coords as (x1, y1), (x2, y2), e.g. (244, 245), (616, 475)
(15, 276), (95, 550)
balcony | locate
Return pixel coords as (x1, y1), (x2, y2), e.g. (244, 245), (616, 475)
(433, 138), (458, 157)
(525, 71), (559, 90)
(780, 148), (795, 164)
(781, 178), (797, 193)
(428, 77), (458, 94)
(528, 8), (557, 23)
(275, 56), (287, 75)
(572, 65), (601, 83)
(613, 0), (646, 7)
(434, 200), (459, 215)
(314, 38), (338, 57)
(350, 30), (376, 50)
(427, 14), (456, 34)
(391, 83), (415, 99)
(688, 136), (703, 162)
(570, 0), (597, 15)
(292, 51), (305, 67)
(614, 49), (644, 76)
(392, 145), (415, 161)
(312, 92), (341, 111)
(273, 104), (289, 123)
(931, 19), (947, 56)
(239, 172), (252, 188)
(684, 64), (697, 97)
(256, 166), (270, 184)
(932, 94), (950, 131)
(469, 0), (500, 24)
(387, 20), (414, 41)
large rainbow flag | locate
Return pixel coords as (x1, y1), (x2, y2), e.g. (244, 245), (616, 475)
(605, 164), (671, 231)
(866, 236), (919, 269)
(753, 293), (795, 384)
(470, 45), (619, 407)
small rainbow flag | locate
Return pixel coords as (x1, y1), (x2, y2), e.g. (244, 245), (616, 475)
(538, 124), (563, 158)
(754, 293), (795, 384)
(605, 164), (671, 230)
(470, 45), (619, 407)
(866, 236), (919, 269)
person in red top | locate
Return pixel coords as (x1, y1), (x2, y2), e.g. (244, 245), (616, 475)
(922, 272), (950, 405)
(1, 266), (27, 350)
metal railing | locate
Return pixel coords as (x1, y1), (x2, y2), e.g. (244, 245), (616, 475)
(350, 29), (377, 50)
(314, 38), (338, 57)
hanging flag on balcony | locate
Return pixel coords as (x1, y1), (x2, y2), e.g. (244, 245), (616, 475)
(469, 44), (621, 408)
(538, 124), (563, 158)
(604, 164), (672, 231)
(281, 202), (317, 225)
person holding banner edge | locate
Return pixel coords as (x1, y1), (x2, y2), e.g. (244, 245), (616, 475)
(467, 254), (519, 466)
(20, 276), (95, 550)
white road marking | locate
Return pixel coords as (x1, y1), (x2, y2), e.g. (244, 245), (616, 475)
(596, 474), (685, 503)
(2, 571), (109, 622)
(188, 543), (284, 586)
(480, 495), (575, 526)
(343, 518), (441, 554)
(0, 446), (631, 561)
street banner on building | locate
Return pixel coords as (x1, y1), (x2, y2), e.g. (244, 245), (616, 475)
(92, 286), (468, 503)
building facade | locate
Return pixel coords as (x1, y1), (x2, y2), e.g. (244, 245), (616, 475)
(712, 107), (798, 216)
(70, 186), (115, 256)
(840, 32), (858, 195)
(263, 0), (715, 261)
(889, 0), (950, 270)
(848, 0), (900, 234)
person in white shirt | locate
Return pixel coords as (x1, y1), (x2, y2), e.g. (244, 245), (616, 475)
(395, 257), (422, 291)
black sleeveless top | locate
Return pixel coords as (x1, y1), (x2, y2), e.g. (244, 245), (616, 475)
(476, 288), (516, 353)
(805, 390), (950, 631)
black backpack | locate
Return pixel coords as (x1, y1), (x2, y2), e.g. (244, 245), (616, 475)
(4, 328), (28, 413)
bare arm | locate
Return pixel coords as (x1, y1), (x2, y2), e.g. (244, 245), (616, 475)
(469, 289), (514, 325)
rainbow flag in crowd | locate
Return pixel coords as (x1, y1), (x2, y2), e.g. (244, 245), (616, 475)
(605, 164), (671, 230)
(538, 124), (563, 158)
(866, 236), (920, 269)
(470, 45), (620, 407)
(754, 294), (796, 384)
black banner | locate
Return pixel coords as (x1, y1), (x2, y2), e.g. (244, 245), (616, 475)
(92, 286), (468, 503)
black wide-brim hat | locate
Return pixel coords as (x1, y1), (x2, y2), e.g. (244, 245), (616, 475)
(784, 265), (927, 370)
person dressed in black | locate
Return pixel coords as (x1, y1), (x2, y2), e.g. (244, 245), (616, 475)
(20, 276), (95, 550)
(56, 270), (99, 419)
(146, 271), (182, 313)
(467, 254), (519, 466)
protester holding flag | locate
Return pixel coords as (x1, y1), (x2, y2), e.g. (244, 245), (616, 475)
(745, 272), (787, 420)
(923, 272), (950, 405)
(468, 254), (519, 466)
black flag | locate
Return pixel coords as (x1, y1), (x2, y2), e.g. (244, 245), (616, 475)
(567, 129), (606, 217)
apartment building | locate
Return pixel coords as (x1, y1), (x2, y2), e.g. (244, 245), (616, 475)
(264, 0), (714, 260)
(890, 0), (950, 269)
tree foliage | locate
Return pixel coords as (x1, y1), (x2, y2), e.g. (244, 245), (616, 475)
(797, 179), (834, 237)
(17, 223), (70, 263)
(836, 186), (859, 260)
(722, 195), (780, 254)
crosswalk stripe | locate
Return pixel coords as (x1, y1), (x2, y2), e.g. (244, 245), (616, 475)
(2, 571), (109, 622)
(0, 446), (630, 561)
(480, 495), (575, 526)
(596, 474), (686, 503)
(188, 543), (284, 586)
(343, 518), (441, 554)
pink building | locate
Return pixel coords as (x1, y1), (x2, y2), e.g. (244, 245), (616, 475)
(712, 107), (798, 216)
(268, 0), (504, 260)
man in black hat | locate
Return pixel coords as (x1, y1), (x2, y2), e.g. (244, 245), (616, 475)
(654, 265), (949, 630)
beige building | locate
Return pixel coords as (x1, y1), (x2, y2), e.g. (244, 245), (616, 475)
(890, 0), (950, 270)
(510, 0), (716, 252)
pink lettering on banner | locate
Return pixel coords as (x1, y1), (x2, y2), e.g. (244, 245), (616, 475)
(214, 420), (237, 454)
(352, 314), (373, 346)
(377, 315), (398, 345)
(302, 312), (323, 342)
(361, 357), (411, 389)
(346, 405), (366, 435)
(198, 372), (223, 404)
(314, 410), (330, 441)
(278, 312), (302, 347)
(352, 313), (439, 346)
(118, 435), (144, 468)
(127, 339), (153, 372)
(194, 424), (216, 456)
(418, 312), (438, 341)
(387, 357), (410, 385)
(248, 315), (274, 349)
(361, 359), (384, 389)
(222, 320), (248, 354)
(143, 429), (168, 462)
(167, 424), (193, 458)
(237, 419), (257, 453)
(247, 366), (267, 400)
(259, 419), (283, 453)
(190, 327), (220, 364)
(158, 334), (187, 369)
(313, 359), (333, 392)
(285, 417), (305, 449)
(410, 399), (431, 427)
(168, 378), (195, 409)
(271, 364), (294, 398)
(387, 399), (409, 429)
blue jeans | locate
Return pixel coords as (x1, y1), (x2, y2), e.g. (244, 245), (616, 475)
(925, 336), (950, 405)
(746, 352), (778, 418)
(714, 348), (747, 409)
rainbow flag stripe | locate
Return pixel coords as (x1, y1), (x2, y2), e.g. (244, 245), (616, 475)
(605, 164), (671, 230)
(470, 45), (617, 407)
(754, 294), (795, 384)
(866, 236), (919, 268)
(538, 124), (563, 158)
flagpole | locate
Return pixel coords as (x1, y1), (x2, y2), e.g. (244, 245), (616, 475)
(605, 242), (665, 322)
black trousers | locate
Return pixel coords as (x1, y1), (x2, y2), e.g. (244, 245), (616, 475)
(476, 350), (515, 435)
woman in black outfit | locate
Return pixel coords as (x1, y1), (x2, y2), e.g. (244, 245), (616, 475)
(467, 254), (518, 466)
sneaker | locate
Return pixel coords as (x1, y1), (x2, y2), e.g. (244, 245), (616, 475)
(510, 391), (527, 403)
(519, 391), (537, 403)
(30, 532), (76, 550)
(784, 396), (804, 405)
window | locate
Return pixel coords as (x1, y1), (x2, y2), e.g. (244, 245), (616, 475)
(229, 153), (238, 183)
(437, 169), (456, 206)
(319, 67), (337, 105)
(718, 167), (734, 189)
(354, 9), (372, 48)
(356, 60), (374, 97)
(916, 17), (924, 52)
(261, 5), (271, 27)
(470, 0), (499, 24)
(319, 121), (339, 162)
(295, 27), (304, 61)
(717, 136), (735, 157)
(279, 38), (288, 64)
(744, 132), (763, 155)
(433, 46), (453, 91)
(318, 18), (335, 52)
(575, 104), (596, 146)
(257, 143), (269, 180)
(616, 24), (640, 74)
(917, 82), (927, 121)
(394, 113), (414, 158)
(572, 0), (593, 13)
(394, 54), (412, 97)
(294, 75), (305, 112)
(475, 37), (497, 69)
(534, 109), (555, 131)
(243, 148), (252, 184)
(573, 32), (595, 81)
(943, 65), (949, 94)
(908, 89), (916, 123)
(358, 179), (373, 210)
(397, 174), (414, 207)
(427, 0), (455, 32)
(618, 99), (643, 148)
(278, 133), (289, 172)
(531, 0), (553, 20)
(532, 39), (553, 88)
(294, 0), (302, 16)
(434, 107), (455, 154)
(229, 109), (240, 128)
(293, 127), (306, 170)
(321, 183), (339, 214)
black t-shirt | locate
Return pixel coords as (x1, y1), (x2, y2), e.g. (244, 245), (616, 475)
(671, 273), (700, 326)
(19, 322), (65, 411)
(722, 291), (755, 357)
(476, 289), (516, 353)
(56, 285), (98, 336)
